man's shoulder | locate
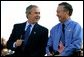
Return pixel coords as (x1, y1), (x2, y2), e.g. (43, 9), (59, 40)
(51, 23), (60, 30)
(14, 22), (26, 27)
(69, 20), (81, 27)
(37, 24), (48, 31)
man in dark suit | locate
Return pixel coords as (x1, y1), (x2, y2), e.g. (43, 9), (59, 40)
(7, 5), (48, 56)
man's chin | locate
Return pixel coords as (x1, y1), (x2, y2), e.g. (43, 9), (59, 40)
(59, 19), (61, 22)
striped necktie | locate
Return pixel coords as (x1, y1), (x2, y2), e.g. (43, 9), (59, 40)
(24, 24), (31, 46)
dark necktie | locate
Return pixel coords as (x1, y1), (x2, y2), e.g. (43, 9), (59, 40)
(24, 24), (31, 46)
(60, 24), (65, 46)
(62, 24), (65, 34)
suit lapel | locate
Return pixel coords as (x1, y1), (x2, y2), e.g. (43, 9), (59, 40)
(29, 23), (39, 37)
(19, 22), (26, 39)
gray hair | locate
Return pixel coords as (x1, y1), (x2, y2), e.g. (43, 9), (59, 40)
(25, 5), (38, 14)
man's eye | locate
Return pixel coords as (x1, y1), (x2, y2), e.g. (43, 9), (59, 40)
(35, 12), (40, 14)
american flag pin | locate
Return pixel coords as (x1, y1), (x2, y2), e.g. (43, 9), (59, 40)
(34, 32), (36, 34)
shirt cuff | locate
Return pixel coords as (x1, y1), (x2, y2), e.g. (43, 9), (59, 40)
(13, 42), (16, 48)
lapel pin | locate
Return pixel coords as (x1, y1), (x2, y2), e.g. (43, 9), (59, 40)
(34, 32), (36, 34)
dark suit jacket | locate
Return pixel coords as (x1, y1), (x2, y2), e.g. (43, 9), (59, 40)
(7, 22), (48, 56)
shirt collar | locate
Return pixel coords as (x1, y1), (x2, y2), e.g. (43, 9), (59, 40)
(61, 18), (71, 26)
(26, 21), (35, 27)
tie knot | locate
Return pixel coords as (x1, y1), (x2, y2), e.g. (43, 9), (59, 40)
(28, 24), (32, 27)
(26, 24), (31, 32)
(62, 24), (65, 28)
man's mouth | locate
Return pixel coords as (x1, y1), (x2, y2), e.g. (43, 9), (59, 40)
(35, 16), (40, 19)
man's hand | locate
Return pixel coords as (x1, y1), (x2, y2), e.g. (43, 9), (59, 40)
(15, 39), (24, 47)
(46, 52), (54, 56)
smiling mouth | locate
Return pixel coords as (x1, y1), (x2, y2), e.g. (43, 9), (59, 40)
(35, 16), (40, 19)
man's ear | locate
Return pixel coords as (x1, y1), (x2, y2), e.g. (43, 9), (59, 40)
(66, 11), (69, 15)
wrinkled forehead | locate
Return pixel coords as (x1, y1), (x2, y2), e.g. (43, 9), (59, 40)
(30, 7), (40, 13)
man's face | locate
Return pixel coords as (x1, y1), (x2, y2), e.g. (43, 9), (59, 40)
(27, 7), (40, 24)
(56, 5), (67, 22)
